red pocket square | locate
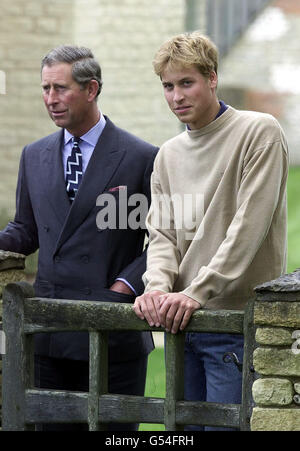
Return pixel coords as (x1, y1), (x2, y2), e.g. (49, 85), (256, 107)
(108, 185), (127, 192)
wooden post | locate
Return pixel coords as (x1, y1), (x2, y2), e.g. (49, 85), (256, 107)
(88, 331), (108, 431)
(240, 297), (256, 430)
(2, 282), (35, 430)
(164, 332), (185, 431)
(0, 251), (26, 429)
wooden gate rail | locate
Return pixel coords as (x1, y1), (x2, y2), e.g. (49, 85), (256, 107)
(1, 281), (255, 431)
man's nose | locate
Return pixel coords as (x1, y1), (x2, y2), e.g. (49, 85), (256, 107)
(173, 86), (184, 103)
(46, 87), (58, 105)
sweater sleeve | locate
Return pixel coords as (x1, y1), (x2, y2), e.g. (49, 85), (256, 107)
(181, 137), (288, 306)
(142, 171), (181, 293)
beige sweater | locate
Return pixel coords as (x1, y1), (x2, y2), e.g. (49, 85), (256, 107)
(143, 106), (288, 310)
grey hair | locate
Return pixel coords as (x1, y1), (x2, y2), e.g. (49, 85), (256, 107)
(41, 45), (103, 97)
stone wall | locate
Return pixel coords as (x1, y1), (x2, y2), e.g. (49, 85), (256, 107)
(251, 271), (300, 431)
(0, 0), (188, 218)
(0, 0), (73, 216)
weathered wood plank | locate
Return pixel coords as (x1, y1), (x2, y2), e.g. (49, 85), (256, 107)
(25, 391), (164, 424)
(25, 390), (241, 428)
(23, 297), (244, 334)
(25, 390), (87, 424)
(176, 400), (241, 428)
(98, 394), (164, 424)
(187, 308), (244, 333)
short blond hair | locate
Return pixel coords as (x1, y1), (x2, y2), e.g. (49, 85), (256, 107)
(153, 31), (218, 78)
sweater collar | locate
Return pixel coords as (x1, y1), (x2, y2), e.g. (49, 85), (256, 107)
(186, 105), (235, 138)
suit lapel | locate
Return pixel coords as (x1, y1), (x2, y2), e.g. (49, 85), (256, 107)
(40, 130), (70, 226)
(54, 118), (126, 254)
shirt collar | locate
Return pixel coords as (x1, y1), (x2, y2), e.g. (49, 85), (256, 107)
(215, 100), (228, 119)
(64, 112), (106, 146)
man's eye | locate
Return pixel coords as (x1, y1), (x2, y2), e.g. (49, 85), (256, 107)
(163, 84), (173, 91)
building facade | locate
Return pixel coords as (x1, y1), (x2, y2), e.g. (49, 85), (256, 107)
(0, 0), (195, 217)
(0, 0), (299, 220)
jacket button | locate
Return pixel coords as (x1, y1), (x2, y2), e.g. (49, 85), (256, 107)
(54, 256), (61, 263)
(84, 287), (91, 295)
(81, 255), (89, 264)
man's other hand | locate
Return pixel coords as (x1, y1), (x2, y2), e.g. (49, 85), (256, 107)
(110, 280), (134, 295)
(158, 292), (201, 334)
(133, 290), (166, 328)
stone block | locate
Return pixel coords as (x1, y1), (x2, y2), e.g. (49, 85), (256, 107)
(0, 17), (34, 33)
(36, 17), (60, 34)
(254, 302), (300, 328)
(253, 347), (300, 376)
(251, 407), (300, 431)
(255, 327), (293, 345)
(0, 251), (25, 272)
(252, 378), (294, 406)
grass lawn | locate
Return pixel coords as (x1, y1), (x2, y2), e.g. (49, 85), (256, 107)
(139, 346), (166, 431)
(287, 167), (300, 273)
(139, 166), (300, 431)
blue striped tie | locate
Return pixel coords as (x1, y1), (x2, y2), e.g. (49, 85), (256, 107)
(66, 137), (83, 202)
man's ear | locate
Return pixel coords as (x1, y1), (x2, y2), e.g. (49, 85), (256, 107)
(87, 79), (99, 102)
(209, 71), (218, 89)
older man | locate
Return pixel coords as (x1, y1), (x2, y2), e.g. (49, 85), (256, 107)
(0, 45), (158, 430)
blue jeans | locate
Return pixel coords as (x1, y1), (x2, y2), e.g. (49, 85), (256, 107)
(184, 332), (244, 431)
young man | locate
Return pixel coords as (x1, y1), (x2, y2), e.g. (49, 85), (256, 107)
(133, 32), (288, 430)
(0, 45), (158, 430)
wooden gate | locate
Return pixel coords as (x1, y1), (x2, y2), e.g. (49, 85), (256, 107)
(1, 281), (255, 431)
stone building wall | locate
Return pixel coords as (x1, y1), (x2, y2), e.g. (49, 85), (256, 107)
(0, 0), (189, 219)
(219, 0), (300, 164)
(1, 0), (300, 223)
(0, 0), (73, 217)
